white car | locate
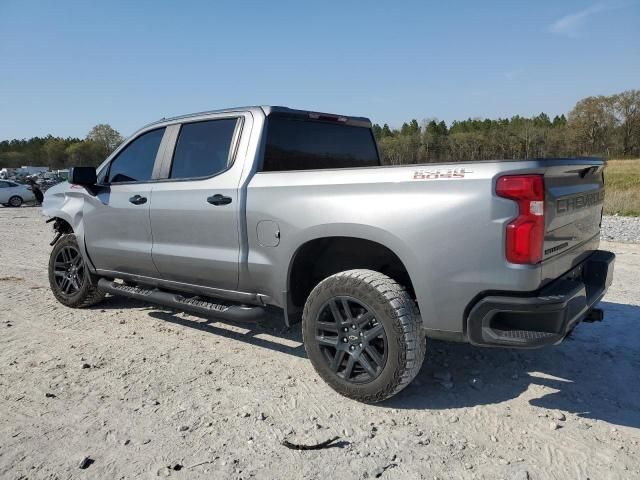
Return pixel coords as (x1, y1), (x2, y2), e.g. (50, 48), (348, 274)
(0, 180), (36, 207)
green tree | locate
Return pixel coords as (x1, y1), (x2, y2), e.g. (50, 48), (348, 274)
(568, 96), (616, 156)
(611, 90), (640, 157)
(66, 140), (105, 167)
(400, 119), (420, 136)
(43, 137), (70, 168)
(422, 119), (449, 161)
(552, 114), (567, 127)
(86, 124), (123, 157)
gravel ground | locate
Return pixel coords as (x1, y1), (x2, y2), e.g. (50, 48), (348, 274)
(601, 215), (640, 243)
(1, 207), (639, 480)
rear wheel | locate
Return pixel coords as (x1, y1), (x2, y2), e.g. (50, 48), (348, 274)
(48, 234), (105, 308)
(302, 269), (425, 403)
(8, 196), (23, 207)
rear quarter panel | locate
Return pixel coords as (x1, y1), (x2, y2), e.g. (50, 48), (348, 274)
(246, 161), (552, 335)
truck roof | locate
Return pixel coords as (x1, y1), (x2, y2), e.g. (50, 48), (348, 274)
(147, 106), (372, 129)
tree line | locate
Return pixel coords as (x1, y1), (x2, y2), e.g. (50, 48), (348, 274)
(374, 89), (639, 164)
(1, 89), (638, 170)
(0, 124), (123, 169)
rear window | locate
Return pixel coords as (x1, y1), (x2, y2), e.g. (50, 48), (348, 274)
(261, 116), (379, 172)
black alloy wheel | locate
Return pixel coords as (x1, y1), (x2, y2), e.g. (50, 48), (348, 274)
(53, 244), (85, 296)
(302, 269), (425, 403)
(48, 234), (105, 308)
(315, 296), (388, 383)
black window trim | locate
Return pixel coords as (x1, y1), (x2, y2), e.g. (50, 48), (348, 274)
(100, 126), (169, 186)
(154, 115), (244, 183)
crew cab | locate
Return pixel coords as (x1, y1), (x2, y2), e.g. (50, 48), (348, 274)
(43, 106), (614, 402)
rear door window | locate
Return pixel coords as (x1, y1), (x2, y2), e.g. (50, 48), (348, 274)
(262, 116), (380, 171)
(170, 118), (238, 179)
(108, 128), (165, 183)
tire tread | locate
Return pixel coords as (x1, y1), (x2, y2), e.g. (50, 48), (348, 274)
(48, 234), (105, 308)
(302, 269), (426, 403)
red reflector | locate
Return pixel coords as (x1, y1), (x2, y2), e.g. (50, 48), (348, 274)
(496, 175), (545, 264)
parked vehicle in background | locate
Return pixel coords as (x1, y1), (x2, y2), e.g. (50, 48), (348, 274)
(25, 173), (64, 192)
(42, 106), (615, 403)
(16, 166), (49, 176)
(0, 180), (36, 207)
(54, 169), (70, 181)
(44, 171), (67, 182)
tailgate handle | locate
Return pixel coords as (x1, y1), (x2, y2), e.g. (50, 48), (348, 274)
(580, 166), (599, 178)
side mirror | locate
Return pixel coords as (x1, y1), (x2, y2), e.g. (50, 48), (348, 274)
(69, 166), (97, 186)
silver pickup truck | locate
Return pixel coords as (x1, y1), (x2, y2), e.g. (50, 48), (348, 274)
(43, 106), (615, 403)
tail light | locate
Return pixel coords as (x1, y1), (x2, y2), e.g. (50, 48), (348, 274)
(496, 175), (545, 264)
(308, 113), (348, 122)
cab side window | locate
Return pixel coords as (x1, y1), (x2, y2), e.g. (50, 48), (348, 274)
(107, 128), (165, 183)
(169, 119), (238, 179)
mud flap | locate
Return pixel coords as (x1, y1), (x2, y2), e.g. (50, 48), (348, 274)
(283, 290), (302, 328)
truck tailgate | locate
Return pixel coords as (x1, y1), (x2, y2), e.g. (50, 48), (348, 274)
(542, 160), (605, 281)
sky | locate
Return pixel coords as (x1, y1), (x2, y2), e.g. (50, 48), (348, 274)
(1, 0), (639, 140)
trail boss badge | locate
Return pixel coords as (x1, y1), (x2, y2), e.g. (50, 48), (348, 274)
(413, 167), (472, 180)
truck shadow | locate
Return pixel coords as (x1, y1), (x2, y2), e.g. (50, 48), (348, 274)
(95, 295), (308, 358)
(385, 301), (640, 429)
(95, 297), (639, 428)
(147, 309), (308, 359)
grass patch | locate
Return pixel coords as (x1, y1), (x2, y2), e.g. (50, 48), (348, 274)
(604, 159), (640, 216)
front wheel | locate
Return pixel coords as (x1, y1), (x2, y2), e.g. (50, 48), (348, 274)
(48, 234), (105, 308)
(302, 269), (425, 403)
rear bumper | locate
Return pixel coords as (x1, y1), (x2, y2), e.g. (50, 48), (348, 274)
(466, 250), (615, 348)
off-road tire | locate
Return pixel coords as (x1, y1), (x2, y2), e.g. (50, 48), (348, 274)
(48, 234), (105, 308)
(8, 196), (23, 207)
(302, 269), (426, 403)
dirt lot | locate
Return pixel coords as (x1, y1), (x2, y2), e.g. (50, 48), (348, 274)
(1, 207), (639, 480)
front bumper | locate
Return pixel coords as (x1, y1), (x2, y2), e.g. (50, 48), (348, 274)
(466, 250), (615, 348)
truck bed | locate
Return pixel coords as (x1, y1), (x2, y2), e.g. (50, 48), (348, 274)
(245, 158), (605, 339)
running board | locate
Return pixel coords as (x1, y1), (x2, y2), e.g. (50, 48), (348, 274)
(97, 278), (265, 322)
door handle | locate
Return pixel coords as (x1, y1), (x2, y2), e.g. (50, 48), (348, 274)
(207, 194), (232, 206)
(129, 195), (147, 205)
